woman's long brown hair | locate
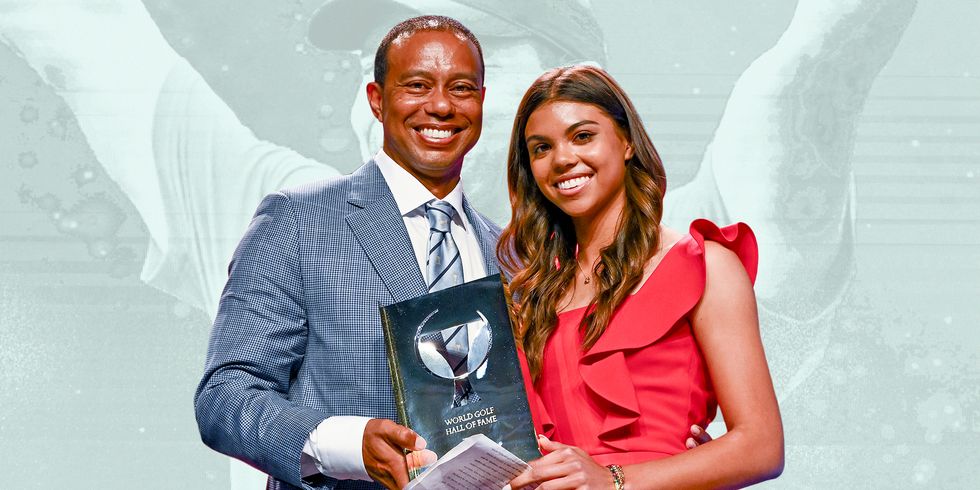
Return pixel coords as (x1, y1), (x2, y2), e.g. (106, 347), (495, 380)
(497, 65), (667, 378)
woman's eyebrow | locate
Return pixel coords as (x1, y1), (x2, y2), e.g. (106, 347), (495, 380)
(526, 119), (599, 144)
(564, 120), (598, 134)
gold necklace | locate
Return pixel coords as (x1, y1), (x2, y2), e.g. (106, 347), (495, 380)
(580, 262), (593, 285)
(576, 244), (594, 285)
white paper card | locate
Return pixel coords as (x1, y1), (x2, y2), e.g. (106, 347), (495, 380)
(405, 433), (530, 490)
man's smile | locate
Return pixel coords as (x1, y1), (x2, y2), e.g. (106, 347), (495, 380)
(415, 124), (463, 145)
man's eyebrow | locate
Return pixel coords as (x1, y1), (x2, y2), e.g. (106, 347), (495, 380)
(450, 71), (482, 81)
(394, 70), (481, 82)
(395, 70), (433, 80)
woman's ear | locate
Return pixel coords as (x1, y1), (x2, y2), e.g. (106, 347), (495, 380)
(625, 143), (634, 161)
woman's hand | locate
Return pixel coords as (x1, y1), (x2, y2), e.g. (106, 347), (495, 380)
(510, 435), (616, 490)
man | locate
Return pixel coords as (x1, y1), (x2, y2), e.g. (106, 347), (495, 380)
(194, 16), (499, 490)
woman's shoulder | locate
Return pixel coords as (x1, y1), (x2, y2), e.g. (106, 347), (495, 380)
(685, 219), (758, 286)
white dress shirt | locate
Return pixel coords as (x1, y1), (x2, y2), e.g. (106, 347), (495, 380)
(301, 149), (488, 481)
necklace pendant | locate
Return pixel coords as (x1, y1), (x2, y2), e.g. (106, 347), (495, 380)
(584, 276), (591, 285)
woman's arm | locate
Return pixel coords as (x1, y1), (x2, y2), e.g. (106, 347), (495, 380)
(617, 241), (783, 488)
(511, 242), (783, 489)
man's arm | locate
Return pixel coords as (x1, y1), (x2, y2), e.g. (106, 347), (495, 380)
(194, 192), (328, 486)
(194, 192), (430, 489)
(665, 0), (917, 319)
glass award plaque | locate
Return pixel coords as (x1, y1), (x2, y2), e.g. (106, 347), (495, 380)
(380, 274), (540, 478)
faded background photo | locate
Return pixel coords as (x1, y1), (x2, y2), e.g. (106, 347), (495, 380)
(1, 0), (977, 488)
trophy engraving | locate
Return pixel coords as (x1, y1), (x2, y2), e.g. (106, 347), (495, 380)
(415, 310), (493, 408)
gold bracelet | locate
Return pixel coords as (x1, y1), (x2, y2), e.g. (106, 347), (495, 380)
(606, 464), (625, 490)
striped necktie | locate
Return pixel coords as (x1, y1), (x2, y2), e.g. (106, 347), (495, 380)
(425, 200), (463, 292)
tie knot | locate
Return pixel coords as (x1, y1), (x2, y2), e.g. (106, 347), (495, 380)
(425, 200), (455, 233)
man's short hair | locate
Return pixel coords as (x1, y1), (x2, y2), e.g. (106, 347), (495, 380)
(374, 15), (485, 85)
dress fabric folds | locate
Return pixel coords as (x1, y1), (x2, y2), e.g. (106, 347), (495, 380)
(521, 219), (758, 466)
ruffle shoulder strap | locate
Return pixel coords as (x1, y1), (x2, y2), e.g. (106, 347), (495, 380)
(576, 220), (758, 448)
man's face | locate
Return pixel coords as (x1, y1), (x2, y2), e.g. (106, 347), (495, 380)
(367, 30), (484, 193)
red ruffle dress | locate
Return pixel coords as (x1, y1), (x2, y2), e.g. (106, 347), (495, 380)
(521, 220), (758, 466)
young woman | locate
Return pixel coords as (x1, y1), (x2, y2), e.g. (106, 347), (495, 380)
(498, 65), (784, 489)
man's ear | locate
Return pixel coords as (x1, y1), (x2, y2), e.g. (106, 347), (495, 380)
(366, 81), (384, 122)
(481, 86), (487, 101)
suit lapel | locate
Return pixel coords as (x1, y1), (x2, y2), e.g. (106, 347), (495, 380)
(346, 161), (427, 304)
(462, 197), (500, 275)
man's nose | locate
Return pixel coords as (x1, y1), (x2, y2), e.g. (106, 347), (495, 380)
(425, 88), (455, 118)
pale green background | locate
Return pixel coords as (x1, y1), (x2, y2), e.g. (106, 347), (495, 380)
(1, 1), (978, 488)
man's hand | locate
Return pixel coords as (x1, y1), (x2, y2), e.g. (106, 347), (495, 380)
(685, 424), (713, 449)
(362, 418), (436, 489)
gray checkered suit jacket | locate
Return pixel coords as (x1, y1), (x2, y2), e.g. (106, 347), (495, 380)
(194, 160), (501, 490)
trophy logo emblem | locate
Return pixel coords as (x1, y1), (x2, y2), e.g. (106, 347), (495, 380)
(415, 309), (493, 408)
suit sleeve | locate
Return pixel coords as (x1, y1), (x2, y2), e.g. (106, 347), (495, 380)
(194, 191), (328, 488)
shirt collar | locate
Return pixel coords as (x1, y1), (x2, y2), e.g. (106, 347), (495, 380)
(374, 149), (467, 223)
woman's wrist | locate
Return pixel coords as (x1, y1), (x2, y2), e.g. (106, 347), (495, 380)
(606, 464), (626, 490)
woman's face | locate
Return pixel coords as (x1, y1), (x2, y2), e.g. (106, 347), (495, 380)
(524, 100), (633, 224)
